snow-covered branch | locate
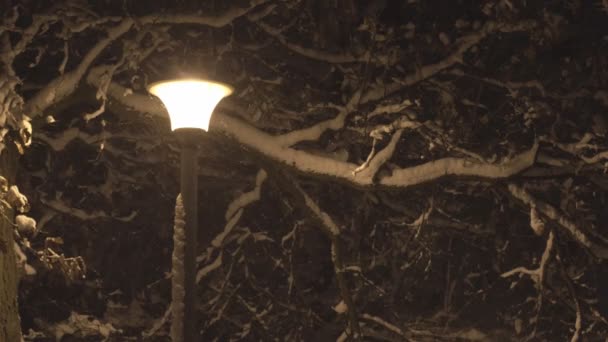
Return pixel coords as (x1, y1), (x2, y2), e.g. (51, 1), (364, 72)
(508, 184), (608, 259)
(213, 169), (267, 248)
(6, 14), (55, 58)
(98, 79), (539, 188)
(360, 20), (536, 104)
(36, 128), (101, 150)
(360, 313), (407, 339)
(139, 0), (269, 27)
(449, 69), (546, 97)
(24, 19), (134, 117)
(540, 134), (608, 165)
(380, 143), (538, 187)
(224, 169), (267, 221)
(290, 182), (360, 339)
(274, 107), (346, 148)
(354, 129), (403, 182)
(40, 197), (137, 222)
(255, 22), (369, 64)
(501, 230), (555, 287)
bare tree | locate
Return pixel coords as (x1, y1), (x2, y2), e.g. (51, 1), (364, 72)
(2, 0), (608, 340)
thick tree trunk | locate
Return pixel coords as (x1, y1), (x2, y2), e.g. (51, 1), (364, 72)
(0, 144), (22, 341)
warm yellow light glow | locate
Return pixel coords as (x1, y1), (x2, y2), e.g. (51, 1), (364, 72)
(149, 79), (233, 131)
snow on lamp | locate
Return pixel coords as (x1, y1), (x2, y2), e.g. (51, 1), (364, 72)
(148, 79), (233, 131)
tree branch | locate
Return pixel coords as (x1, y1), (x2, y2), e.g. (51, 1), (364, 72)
(98, 79), (539, 188)
(274, 107), (346, 147)
(139, 0), (269, 27)
(255, 22), (369, 64)
(24, 19), (134, 117)
(360, 313), (409, 340)
(508, 184), (608, 259)
(380, 143), (538, 187)
(40, 197), (137, 222)
(355, 129), (403, 182)
(360, 20), (536, 104)
(281, 176), (361, 340)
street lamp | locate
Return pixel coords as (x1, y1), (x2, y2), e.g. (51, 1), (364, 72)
(149, 79), (233, 341)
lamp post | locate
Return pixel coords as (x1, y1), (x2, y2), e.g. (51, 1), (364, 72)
(149, 79), (233, 341)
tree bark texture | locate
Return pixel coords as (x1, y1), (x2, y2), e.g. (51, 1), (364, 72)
(0, 144), (22, 341)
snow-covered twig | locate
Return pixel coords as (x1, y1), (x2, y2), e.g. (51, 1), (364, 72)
(554, 241), (583, 342)
(34, 311), (120, 341)
(99, 79), (540, 188)
(255, 22), (370, 64)
(143, 304), (171, 338)
(361, 20), (536, 104)
(354, 129), (403, 181)
(501, 230), (555, 288)
(275, 107), (346, 148)
(40, 197), (137, 222)
(352, 139), (377, 176)
(540, 134), (608, 165)
(24, 19), (134, 117)
(449, 68), (546, 97)
(360, 313), (407, 339)
(225, 169), (267, 220)
(36, 127), (102, 150)
(139, 0), (269, 27)
(291, 182), (360, 339)
(369, 117), (421, 140)
(508, 184), (608, 259)
(353, 116), (421, 178)
(148, 169), (268, 339)
(367, 99), (415, 119)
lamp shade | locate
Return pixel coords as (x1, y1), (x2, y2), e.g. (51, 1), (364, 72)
(148, 79), (233, 131)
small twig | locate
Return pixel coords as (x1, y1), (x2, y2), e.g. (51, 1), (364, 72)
(501, 218), (555, 339)
(352, 139), (377, 175)
(360, 313), (412, 340)
(268, 168), (361, 340)
(508, 183), (608, 259)
(501, 230), (554, 287)
(554, 236), (583, 342)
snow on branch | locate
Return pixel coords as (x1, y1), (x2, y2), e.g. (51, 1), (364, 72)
(448, 69), (546, 97)
(197, 169), (267, 282)
(100, 79), (539, 189)
(255, 22), (369, 64)
(540, 134), (608, 165)
(139, 0), (269, 27)
(360, 313), (407, 339)
(501, 230), (555, 287)
(24, 19), (134, 117)
(36, 128), (101, 150)
(508, 183), (608, 259)
(360, 20), (536, 104)
(380, 142), (538, 187)
(289, 182), (360, 339)
(224, 169), (267, 221)
(41, 197), (137, 222)
(354, 129), (403, 181)
(35, 311), (120, 340)
(274, 107), (346, 147)
(5, 14), (55, 58)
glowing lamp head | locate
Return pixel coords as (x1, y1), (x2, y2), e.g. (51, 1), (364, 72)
(148, 79), (233, 131)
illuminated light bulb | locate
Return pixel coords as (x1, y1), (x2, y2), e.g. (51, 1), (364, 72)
(149, 79), (233, 131)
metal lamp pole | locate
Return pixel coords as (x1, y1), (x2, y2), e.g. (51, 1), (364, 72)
(148, 79), (233, 342)
(177, 128), (201, 341)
